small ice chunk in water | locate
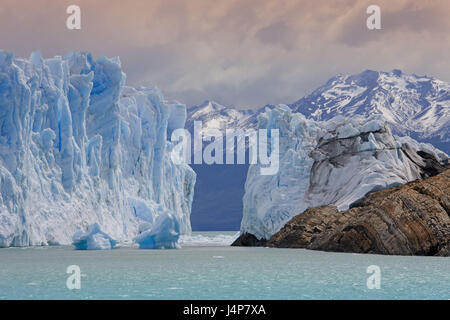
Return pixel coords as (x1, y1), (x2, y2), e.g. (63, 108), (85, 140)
(134, 211), (180, 249)
(72, 223), (117, 250)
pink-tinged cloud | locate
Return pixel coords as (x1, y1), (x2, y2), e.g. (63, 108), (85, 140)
(0, 0), (449, 107)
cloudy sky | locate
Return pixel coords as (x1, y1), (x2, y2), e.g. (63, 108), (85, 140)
(1, 0), (449, 108)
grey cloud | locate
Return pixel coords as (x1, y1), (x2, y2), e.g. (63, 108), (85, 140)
(334, 1), (450, 47)
(255, 21), (298, 51)
(0, 0), (449, 109)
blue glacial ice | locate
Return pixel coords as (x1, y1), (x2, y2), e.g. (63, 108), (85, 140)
(134, 211), (181, 249)
(72, 223), (117, 250)
(0, 51), (195, 248)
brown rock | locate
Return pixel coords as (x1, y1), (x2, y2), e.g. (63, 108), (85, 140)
(231, 232), (267, 247)
(267, 169), (450, 256)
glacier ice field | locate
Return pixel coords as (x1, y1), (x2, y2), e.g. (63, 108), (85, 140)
(0, 50), (195, 248)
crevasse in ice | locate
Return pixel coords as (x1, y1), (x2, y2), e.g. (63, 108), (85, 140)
(0, 51), (196, 248)
(241, 105), (448, 240)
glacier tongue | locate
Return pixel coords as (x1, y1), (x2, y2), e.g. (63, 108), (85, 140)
(241, 105), (448, 240)
(0, 51), (195, 248)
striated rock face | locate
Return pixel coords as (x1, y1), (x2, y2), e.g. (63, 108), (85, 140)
(266, 169), (450, 256)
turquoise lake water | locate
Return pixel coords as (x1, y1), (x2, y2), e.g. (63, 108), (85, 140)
(0, 232), (449, 300)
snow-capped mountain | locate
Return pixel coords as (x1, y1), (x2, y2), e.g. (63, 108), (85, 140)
(241, 106), (448, 240)
(290, 70), (449, 154)
(0, 51), (195, 247)
(186, 100), (261, 132)
(187, 70), (449, 154)
(186, 101), (261, 230)
(186, 71), (449, 231)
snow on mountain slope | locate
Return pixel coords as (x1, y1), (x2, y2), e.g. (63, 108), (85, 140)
(241, 105), (448, 240)
(186, 71), (449, 231)
(0, 51), (195, 247)
(290, 70), (450, 153)
(186, 101), (263, 231)
(187, 70), (449, 154)
(186, 100), (261, 132)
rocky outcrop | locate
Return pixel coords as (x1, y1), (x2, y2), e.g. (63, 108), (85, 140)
(266, 169), (450, 256)
(231, 232), (267, 247)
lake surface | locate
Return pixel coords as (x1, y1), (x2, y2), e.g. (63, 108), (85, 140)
(0, 232), (448, 300)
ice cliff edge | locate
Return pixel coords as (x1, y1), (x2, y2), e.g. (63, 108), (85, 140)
(237, 105), (448, 242)
(0, 51), (195, 247)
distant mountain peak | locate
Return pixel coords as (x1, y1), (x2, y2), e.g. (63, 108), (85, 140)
(186, 70), (449, 153)
(186, 100), (262, 132)
(289, 69), (449, 153)
(198, 100), (226, 109)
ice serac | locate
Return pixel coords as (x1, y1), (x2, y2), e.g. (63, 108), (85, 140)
(72, 223), (117, 250)
(0, 51), (196, 248)
(240, 105), (448, 241)
(134, 211), (181, 249)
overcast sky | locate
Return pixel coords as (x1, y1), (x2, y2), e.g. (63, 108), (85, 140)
(1, 0), (449, 108)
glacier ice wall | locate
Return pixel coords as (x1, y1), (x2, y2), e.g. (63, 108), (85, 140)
(0, 51), (195, 247)
(241, 105), (448, 240)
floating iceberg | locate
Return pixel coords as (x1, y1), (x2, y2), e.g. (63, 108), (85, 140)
(0, 51), (195, 247)
(134, 211), (181, 249)
(72, 223), (117, 250)
(241, 105), (448, 240)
